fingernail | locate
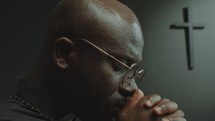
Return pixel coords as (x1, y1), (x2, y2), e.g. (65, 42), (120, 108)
(155, 107), (162, 114)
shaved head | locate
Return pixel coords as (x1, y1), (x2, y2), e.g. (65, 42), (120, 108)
(48, 0), (142, 43)
(33, 0), (144, 120)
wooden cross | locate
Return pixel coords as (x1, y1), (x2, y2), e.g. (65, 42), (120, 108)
(171, 7), (205, 70)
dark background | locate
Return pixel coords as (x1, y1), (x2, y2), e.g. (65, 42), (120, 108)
(0, 0), (214, 121)
(0, 0), (58, 99)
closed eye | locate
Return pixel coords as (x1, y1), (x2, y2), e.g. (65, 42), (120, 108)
(112, 61), (125, 72)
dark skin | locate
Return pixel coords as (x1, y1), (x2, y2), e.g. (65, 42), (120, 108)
(27, 0), (186, 121)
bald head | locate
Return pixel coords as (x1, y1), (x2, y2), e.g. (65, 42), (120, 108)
(48, 0), (142, 43)
(31, 1), (144, 119)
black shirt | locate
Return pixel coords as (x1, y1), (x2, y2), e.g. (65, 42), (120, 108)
(0, 78), (78, 121)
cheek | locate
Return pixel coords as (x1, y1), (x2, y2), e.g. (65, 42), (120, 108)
(96, 61), (123, 96)
(64, 54), (124, 104)
(63, 58), (125, 115)
(80, 59), (123, 100)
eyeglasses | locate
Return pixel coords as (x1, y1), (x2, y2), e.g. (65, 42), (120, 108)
(75, 39), (145, 88)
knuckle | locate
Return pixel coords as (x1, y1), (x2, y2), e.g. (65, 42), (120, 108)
(161, 104), (167, 113)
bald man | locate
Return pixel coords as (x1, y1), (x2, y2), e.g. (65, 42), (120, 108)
(0, 0), (186, 121)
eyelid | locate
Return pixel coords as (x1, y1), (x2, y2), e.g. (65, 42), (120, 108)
(120, 59), (128, 66)
(112, 62), (125, 71)
(112, 61), (128, 72)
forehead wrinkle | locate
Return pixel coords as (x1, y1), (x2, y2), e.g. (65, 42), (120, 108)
(102, 22), (144, 63)
(105, 44), (143, 64)
(93, 27), (143, 65)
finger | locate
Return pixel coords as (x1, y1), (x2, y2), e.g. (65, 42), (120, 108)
(158, 98), (170, 104)
(162, 110), (185, 119)
(162, 117), (187, 121)
(120, 89), (144, 114)
(159, 110), (185, 121)
(143, 94), (161, 108)
(153, 100), (178, 115)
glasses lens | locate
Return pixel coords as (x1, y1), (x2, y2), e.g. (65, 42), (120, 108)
(133, 70), (145, 84)
(126, 63), (139, 79)
(122, 63), (144, 87)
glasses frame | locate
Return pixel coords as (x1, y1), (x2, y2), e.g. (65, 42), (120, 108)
(73, 38), (145, 87)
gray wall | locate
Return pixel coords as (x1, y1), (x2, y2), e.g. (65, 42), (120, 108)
(1, 0), (214, 121)
(123, 0), (215, 121)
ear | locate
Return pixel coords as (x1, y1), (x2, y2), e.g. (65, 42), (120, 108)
(53, 37), (77, 69)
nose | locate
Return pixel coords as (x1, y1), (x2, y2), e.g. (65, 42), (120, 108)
(119, 79), (138, 97)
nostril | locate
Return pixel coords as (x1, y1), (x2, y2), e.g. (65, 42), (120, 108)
(119, 80), (138, 97)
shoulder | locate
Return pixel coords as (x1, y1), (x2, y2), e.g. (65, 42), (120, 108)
(0, 98), (47, 121)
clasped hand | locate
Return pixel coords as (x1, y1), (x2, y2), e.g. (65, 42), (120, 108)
(117, 89), (186, 121)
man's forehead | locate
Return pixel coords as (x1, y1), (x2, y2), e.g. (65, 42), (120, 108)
(90, 20), (144, 64)
(110, 50), (143, 64)
(87, 1), (143, 63)
(100, 35), (144, 64)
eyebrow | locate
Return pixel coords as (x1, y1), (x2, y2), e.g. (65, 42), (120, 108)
(109, 52), (140, 66)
